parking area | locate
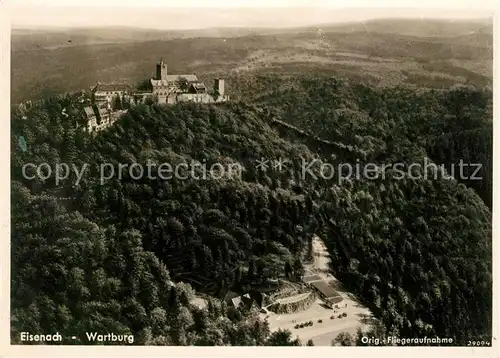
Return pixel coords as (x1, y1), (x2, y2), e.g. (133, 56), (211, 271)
(262, 296), (372, 345)
(261, 235), (375, 345)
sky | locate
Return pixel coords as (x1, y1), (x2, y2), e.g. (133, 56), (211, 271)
(5, 1), (496, 30)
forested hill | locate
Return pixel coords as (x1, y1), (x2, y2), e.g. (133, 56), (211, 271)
(11, 76), (492, 345)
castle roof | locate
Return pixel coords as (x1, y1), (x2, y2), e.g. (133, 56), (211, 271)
(150, 79), (168, 87)
(191, 82), (206, 92)
(150, 74), (199, 87)
(168, 74), (199, 82)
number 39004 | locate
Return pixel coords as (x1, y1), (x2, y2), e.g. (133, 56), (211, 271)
(467, 340), (491, 346)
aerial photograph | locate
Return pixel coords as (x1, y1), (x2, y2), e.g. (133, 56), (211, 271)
(8, 3), (493, 348)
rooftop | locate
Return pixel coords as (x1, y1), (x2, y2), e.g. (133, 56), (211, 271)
(223, 290), (240, 302)
(83, 106), (95, 118)
(150, 74), (199, 86)
(231, 297), (242, 307)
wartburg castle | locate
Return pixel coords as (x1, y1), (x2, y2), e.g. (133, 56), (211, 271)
(83, 58), (229, 133)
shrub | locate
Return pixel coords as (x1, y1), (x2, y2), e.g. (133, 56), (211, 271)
(318, 319), (323, 323)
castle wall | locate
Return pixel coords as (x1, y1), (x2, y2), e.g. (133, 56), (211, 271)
(167, 95), (177, 104)
(157, 95), (168, 104)
(94, 90), (126, 104)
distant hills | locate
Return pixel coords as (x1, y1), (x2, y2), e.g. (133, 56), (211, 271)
(12, 18), (493, 50)
(11, 18), (493, 103)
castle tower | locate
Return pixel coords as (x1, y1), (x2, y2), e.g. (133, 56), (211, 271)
(156, 59), (167, 81)
(214, 78), (225, 96)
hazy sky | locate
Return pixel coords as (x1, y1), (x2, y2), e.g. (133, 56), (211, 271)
(6, 1), (495, 30)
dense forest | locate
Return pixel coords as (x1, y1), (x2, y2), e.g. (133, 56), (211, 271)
(11, 75), (492, 345)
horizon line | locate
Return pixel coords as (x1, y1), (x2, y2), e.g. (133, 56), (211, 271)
(10, 15), (494, 32)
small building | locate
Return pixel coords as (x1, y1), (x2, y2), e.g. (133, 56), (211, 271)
(223, 291), (258, 310)
(82, 103), (114, 133)
(309, 280), (340, 299)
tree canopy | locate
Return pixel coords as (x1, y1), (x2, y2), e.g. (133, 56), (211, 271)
(11, 76), (492, 345)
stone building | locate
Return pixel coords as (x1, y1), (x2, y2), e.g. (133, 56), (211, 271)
(81, 103), (125, 133)
(93, 83), (133, 106)
(92, 58), (229, 107)
(148, 59), (228, 104)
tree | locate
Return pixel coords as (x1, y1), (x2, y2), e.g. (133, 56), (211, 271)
(113, 95), (123, 110)
(247, 260), (256, 282)
(293, 258), (304, 281)
(137, 79), (151, 91)
(177, 77), (190, 92)
(306, 339), (314, 346)
(284, 261), (292, 279)
(266, 329), (301, 346)
(332, 332), (354, 346)
(10, 80), (493, 346)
